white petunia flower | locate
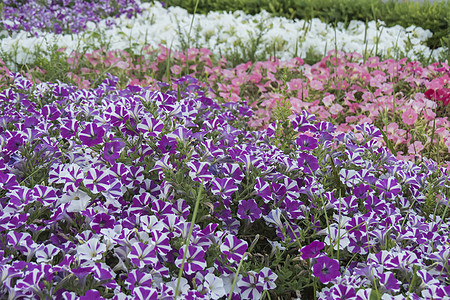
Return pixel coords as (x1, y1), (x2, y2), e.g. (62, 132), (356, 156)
(77, 237), (106, 262)
(58, 189), (91, 212)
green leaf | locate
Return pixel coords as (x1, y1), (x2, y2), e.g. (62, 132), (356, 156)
(369, 290), (382, 300)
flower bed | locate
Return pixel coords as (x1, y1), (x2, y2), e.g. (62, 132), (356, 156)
(0, 2), (447, 70)
(0, 0), (142, 35)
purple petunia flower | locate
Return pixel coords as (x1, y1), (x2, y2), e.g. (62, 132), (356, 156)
(103, 140), (124, 164)
(301, 241), (325, 259)
(78, 123), (105, 147)
(297, 153), (319, 175)
(60, 119), (79, 139)
(157, 135), (178, 154)
(312, 256), (340, 284)
(80, 290), (104, 300)
(353, 183), (371, 199)
(5, 133), (23, 152)
(237, 199), (262, 222)
(90, 213), (115, 234)
(296, 134), (318, 151)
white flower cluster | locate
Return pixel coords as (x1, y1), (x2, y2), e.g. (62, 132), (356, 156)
(0, 1), (445, 69)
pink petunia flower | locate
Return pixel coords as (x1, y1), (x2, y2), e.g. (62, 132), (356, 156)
(402, 108), (418, 126)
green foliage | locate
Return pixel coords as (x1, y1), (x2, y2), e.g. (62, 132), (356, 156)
(272, 254), (306, 297)
(25, 43), (74, 84)
(272, 97), (296, 155)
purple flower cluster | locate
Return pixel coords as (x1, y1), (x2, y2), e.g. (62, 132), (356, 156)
(0, 70), (449, 299)
(0, 0), (142, 36)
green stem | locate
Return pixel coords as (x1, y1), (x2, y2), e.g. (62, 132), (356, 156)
(174, 182), (203, 300)
(187, 0), (200, 49)
(228, 252), (248, 300)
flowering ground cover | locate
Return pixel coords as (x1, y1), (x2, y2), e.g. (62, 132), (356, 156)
(1, 1), (450, 300)
(0, 0), (142, 36)
(0, 1), (447, 71)
(18, 44), (450, 166)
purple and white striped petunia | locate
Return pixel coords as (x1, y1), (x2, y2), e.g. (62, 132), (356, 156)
(83, 168), (112, 194)
(78, 122), (105, 147)
(132, 286), (158, 300)
(376, 177), (402, 199)
(259, 267), (278, 290)
(187, 161), (214, 183)
(137, 115), (164, 138)
(219, 234), (248, 263)
(58, 164), (84, 193)
(151, 231), (171, 256)
(60, 119), (79, 139)
(254, 177), (273, 203)
(222, 163), (244, 184)
(379, 272), (401, 293)
(76, 237), (106, 262)
(237, 271), (264, 299)
(35, 244), (61, 263)
(175, 245), (207, 275)
(14, 268), (45, 294)
(210, 177), (238, 199)
(339, 168), (360, 187)
(32, 185), (58, 207)
(127, 242), (158, 269)
(125, 269), (153, 292)
(329, 284), (356, 299)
